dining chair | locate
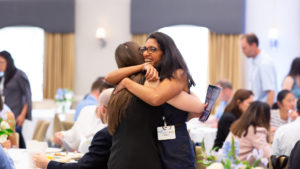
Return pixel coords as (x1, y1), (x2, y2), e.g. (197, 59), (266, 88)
(32, 120), (50, 141)
(195, 146), (206, 169)
(53, 113), (74, 134)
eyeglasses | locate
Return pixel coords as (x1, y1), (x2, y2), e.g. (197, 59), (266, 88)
(139, 46), (159, 55)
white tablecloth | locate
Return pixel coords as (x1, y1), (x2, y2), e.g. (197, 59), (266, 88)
(23, 109), (75, 144)
(187, 118), (217, 152)
(7, 148), (32, 169)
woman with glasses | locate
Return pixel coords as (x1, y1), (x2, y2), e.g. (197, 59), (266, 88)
(106, 32), (204, 169)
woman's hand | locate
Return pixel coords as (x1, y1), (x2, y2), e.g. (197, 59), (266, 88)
(1, 139), (11, 149)
(289, 109), (299, 120)
(16, 114), (25, 127)
(114, 78), (129, 94)
(53, 132), (64, 145)
(32, 153), (50, 169)
(143, 63), (159, 82)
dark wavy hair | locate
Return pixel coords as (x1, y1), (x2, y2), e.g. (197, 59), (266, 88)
(224, 89), (253, 118)
(147, 32), (195, 88)
(287, 57), (300, 77)
(0, 51), (17, 87)
(230, 101), (270, 137)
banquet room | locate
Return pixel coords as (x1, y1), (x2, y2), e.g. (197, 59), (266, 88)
(0, 0), (300, 169)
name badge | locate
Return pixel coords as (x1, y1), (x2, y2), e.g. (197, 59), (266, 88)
(157, 125), (176, 140)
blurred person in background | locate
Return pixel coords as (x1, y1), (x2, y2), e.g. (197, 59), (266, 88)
(213, 89), (253, 150)
(74, 77), (112, 121)
(270, 90), (297, 129)
(288, 140), (300, 169)
(282, 57), (300, 99)
(0, 50), (31, 148)
(33, 87), (114, 169)
(0, 144), (15, 169)
(215, 79), (233, 120)
(271, 99), (300, 156)
(53, 88), (113, 153)
(0, 94), (17, 148)
(225, 101), (271, 165)
(240, 33), (276, 107)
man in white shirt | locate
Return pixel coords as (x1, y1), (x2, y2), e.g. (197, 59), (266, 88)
(53, 88), (113, 153)
(240, 33), (277, 107)
(271, 99), (300, 156)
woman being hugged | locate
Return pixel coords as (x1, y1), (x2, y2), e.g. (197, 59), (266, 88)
(107, 32), (204, 169)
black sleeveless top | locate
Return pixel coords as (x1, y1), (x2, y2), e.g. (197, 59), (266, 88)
(108, 96), (163, 169)
(158, 103), (196, 169)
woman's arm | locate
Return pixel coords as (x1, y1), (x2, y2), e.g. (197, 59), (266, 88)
(168, 92), (206, 113)
(105, 63), (159, 85)
(105, 64), (144, 85)
(116, 69), (187, 106)
(144, 81), (206, 114)
(282, 76), (294, 90)
(16, 103), (27, 127)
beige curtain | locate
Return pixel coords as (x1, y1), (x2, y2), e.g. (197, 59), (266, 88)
(43, 32), (75, 99)
(208, 32), (244, 90)
(131, 34), (148, 46)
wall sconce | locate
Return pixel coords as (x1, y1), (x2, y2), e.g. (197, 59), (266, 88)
(268, 26), (279, 48)
(96, 27), (106, 47)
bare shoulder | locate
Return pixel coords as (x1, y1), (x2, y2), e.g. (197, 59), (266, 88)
(173, 69), (187, 80)
(282, 76), (294, 90)
(283, 76), (294, 83)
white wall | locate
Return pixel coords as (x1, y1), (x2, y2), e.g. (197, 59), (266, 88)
(74, 0), (131, 96)
(245, 0), (300, 91)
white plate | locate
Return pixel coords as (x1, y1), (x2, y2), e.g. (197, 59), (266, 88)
(46, 147), (62, 153)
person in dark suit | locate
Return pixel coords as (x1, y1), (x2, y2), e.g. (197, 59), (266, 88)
(33, 88), (113, 169)
(288, 140), (300, 169)
(33, 127), (112, 169)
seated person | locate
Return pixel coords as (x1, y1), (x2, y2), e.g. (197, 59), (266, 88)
(213, 89), (253, 150)
(0, 94), (17, 148)
(74, 77), (112, 121)
(288, 140), (300, 169)
(270, 90), (297, 129)
(33, 88), (114, 169)
(0, 144), (15, 169)
(53, 88), (113, 153)
(271, 99), (300, 156)
(215, 79), (233, 120)
(224, 101), (270, 164)
(34, 127), (111, 169)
